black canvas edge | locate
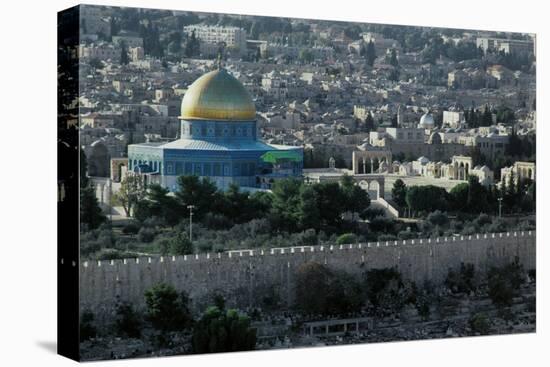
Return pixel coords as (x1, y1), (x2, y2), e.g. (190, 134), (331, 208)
(58, 4), (81, 362)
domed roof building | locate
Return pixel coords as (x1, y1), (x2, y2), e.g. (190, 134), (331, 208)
(128, 68), (303, 191)
(180, 69), (256, 121)
(418, 111), (435, 129)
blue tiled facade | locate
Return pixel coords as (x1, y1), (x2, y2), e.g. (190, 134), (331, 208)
(128, 118), (303, 191)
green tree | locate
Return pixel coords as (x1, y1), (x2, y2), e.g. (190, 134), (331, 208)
(365, 40), (376, 67)
(294, 262), (363, 316)
(80, 185), (106, 230)
(391, 179), (407, 208)
(336, 233), (357, 245)
(297, 184), (321, 230)
(365, 111), (375, 131)
(487, 260), (524, 307)
(445, 263), (476, 294)
(80, 150), (106, 229)
(298, 49), (314, 63)
(115, 302), (142, 338)
(88, 58), (104, 70)
(469, 312), (490, 335)
(218, 183), (262, 223)
(144, 283), (192, 332)
(388, 48), (399, 67)
(313, 182), (347, 229)
(120, 40), (129, 65)
(340, 175), (370, 217)
(113, 174), (146, 217)
(427, 210), (449, 226)
(270, 178), (302, 231)
(450, 182), (469, 211)
(481, 105), (493, 126)
(145, 184), (181, 226)
(185, 30), (200, 57)
(192, 306), (256, 353)
(80, 309), (97, 342)
(363, 268), (414, 316)
(466, 175), (489, 213)
(406, 185), (449, 214)
(170, 231), (194, 255)
(175, 175), (220, 220)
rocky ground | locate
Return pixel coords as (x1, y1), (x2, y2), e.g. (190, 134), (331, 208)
(80, 283), (535, 360)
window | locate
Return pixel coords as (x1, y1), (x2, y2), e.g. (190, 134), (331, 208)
(184, 162), (192, 174)
(167, 163), (173, 174)
(204, 163), (211, 176)
(194, 163), (202, 176)
(213, 162), (221, 176)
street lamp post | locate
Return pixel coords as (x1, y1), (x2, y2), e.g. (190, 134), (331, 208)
(187, 205), (195, 242)
(498, 197), (503, 218)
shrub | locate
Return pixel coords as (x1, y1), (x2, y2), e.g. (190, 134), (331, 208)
(170, 232), (194, 255)
(80, 309), (97, 342)
(528, 269), (536, 282)
(336, 233), (357, 245)
(488, 217), (507, 233)
(137, 227), (156, 243)
(415, 291), (432, 320)
(427, 210), (449, 226)
(202, 213), (233, 230)
(445, 263), (476, 294)
(122, 222), (140, 235)
(461, 225), (476, 235)
(94, 249), (140, 260)
(80, 240), (102, 258)
(377, 234), (397, 241)
(474, 213), (492, 228)
(294, 262), (364, 316)
(487, 260), (524, 307)
(196, 240), (213, 253)
(360, 207), (385, 220)
(192, 306), (256, 353)
(154, 238), (171, 255)
(115, 302), (142, 338)
(364, 268), (415, 316)
(469, 312), (490, 335)
(144, 283), (192, 332)
(450, 219), (464, 232)
(97, 229), (114, 247)
(397, 230), (416, 240)
(369, 216), (395, 232)
(297, 228), (318, 246)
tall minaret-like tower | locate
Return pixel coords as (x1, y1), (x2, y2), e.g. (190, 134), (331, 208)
(397, 104), (404, 126)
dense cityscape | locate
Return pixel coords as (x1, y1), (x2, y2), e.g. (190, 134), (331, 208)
(61, 5), (536, 361)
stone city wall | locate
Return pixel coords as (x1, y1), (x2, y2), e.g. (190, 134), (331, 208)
(80, 231), (535, 322)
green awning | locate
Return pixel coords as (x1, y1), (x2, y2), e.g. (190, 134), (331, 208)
(261, 150), (302, 163)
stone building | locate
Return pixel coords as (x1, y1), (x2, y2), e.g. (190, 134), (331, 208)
(501, 161), (536, 186)
(128, 67), (303, 191)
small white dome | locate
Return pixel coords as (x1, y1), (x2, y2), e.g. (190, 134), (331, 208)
(419, 112), (435, 128)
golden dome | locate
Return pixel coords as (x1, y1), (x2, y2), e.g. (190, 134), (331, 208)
(180, 68), (256, 121)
